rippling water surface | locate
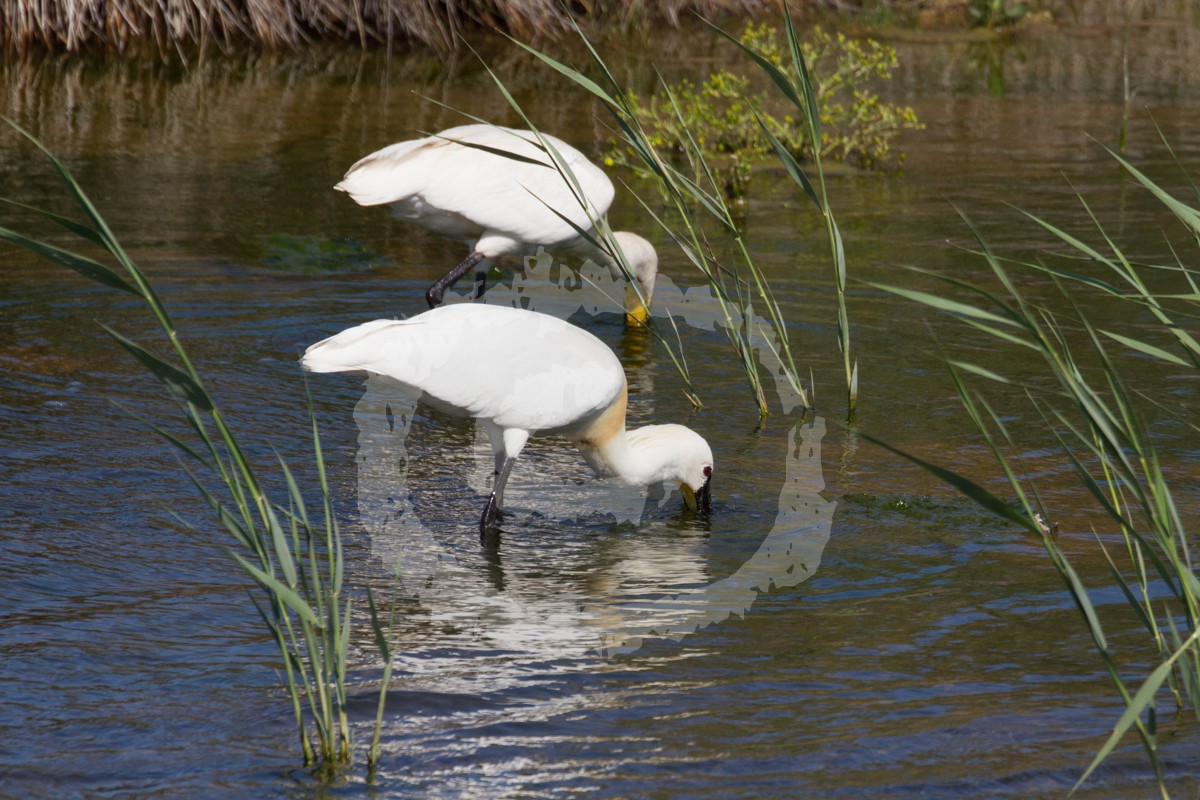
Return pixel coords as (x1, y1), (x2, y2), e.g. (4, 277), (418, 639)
(3, 9), (1200, 798)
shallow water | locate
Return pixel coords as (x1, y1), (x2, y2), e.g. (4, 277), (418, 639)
(2, 10), (1200, 799)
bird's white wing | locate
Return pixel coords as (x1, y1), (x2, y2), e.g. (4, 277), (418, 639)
(336, 125), (616, 251)
(302, 304), (624, 433)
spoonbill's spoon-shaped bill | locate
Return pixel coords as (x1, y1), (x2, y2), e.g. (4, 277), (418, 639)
(301, 304), (712, 537)
(335, 124), (657, 322)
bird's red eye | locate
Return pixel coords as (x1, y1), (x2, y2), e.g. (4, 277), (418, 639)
(703, 466), (712, 477)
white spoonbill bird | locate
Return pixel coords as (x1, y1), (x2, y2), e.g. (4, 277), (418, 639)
(301, 304), (712, 537)
(335, 124), (658, 322)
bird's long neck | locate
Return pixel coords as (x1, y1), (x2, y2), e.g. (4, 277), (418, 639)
(564, 234), (617, 270)
(573, 381), (644, 484)
(574, 384), (675, 487)
(579, 430), (643, 484)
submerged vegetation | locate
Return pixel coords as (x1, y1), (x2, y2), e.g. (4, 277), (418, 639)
(607, 24), (923, 199)
(872, 136), (1200, 795)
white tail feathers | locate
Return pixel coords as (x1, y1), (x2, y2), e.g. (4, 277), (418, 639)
(334, 138), (429, 207)
(300, 318), (409, 374)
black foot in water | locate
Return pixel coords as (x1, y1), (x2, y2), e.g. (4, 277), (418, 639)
(479, 493), (504, 542)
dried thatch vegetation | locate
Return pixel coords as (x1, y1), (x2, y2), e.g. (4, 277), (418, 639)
(0, 0), (770, 56)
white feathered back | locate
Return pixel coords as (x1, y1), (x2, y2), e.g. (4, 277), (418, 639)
(335, 125), (615, 254)
(301, 304), (625, 434)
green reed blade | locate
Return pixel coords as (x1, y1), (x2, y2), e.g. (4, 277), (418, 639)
(2, 116), (121, 250)
(277, 454), (312, 532)
(430, 132), (550, 168)
(101, 325), (213, 410)
(0, 224), (140, 295)
(866, 282), (1020, 328)
(265, 501), (298, 588)
(108, 399), (218, 472)
(755, 112), (819, 209)
(702, 16), (803, 111)
(247, 591), (313, 762)
(704, 7), (848, 410)
(366, 586), (391, 663)
(3, 116), (177, 328)
(1106, 146), (1200, 235)
(338, 599), (352, 676)
(0, 196), (107, 246)
(945, 360), (1017, 386)
(1076, 627), (1200, 792)
(505, 37), (621, 106)
(1103, 554), (1158, 636)
(859, 431), (1035, 530)
(1099, 330), (1191, 366)
(229, 552), (320, 626)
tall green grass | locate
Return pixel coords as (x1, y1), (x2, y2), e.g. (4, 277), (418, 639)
(868, 136), (1200, 796)
(499, 4), (858, 417)
(0, 117), (396, 777)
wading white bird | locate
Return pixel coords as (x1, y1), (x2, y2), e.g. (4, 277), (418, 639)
(301, 304), (712, 538)
(336, 124), (658, 322)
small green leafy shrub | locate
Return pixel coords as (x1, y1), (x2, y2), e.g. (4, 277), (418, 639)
(606, 24), (923, 199)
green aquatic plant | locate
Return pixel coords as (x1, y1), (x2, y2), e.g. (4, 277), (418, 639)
(0, 118), (397, 778)
(606, 24), (924, 200)
(869, 134), (1200, 796)
(262, 233), (388, 273)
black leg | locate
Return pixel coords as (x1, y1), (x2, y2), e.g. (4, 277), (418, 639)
(479, 455), (516, 540)
(426, 252), (486, 308)
(480, 492), (502, 539)
(472, 269), (489, 300)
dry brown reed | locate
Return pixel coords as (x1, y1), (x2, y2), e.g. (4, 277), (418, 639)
(0, 0), (770, 56)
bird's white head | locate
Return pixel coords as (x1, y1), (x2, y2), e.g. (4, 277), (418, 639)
(624, 423), (713, 513)
(675, 426), (713, 514)
(608, 231), (658, 325)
